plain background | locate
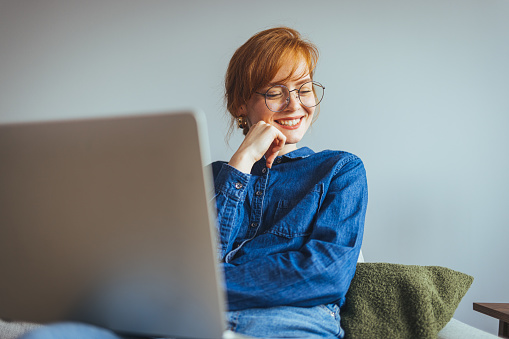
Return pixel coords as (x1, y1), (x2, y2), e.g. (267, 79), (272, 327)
(1, 0), (508, 335)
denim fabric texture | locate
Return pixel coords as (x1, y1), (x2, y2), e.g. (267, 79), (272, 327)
(211, 147), (368, 313)
(226, 303), (344, 338)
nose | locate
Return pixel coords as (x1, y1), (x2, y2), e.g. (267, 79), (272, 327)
(285, 89), (301, 111)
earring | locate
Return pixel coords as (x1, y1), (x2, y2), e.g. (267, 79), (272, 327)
(237, 116), (247, 129)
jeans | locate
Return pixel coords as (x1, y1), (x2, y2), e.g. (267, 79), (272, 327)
(226, 304), (344, 338)
(20, 304), (344, 339)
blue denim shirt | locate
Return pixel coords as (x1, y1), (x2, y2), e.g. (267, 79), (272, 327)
(211, 147), (368, 312)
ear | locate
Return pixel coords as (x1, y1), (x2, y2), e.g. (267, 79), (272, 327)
(237, 105), (250, 122)
(237, 104), (247, 117)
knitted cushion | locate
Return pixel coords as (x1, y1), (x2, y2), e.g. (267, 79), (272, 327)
(341, 263), (474, 339)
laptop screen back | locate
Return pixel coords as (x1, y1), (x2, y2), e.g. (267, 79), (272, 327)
(0, 111), (226, 339)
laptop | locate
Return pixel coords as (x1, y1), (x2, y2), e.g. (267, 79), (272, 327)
(0, 111), (247, 339)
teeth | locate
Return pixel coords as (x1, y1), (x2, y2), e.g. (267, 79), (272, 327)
(277, 118), (300, 126)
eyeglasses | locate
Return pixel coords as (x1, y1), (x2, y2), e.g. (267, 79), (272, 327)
(255, 81), (325, 113)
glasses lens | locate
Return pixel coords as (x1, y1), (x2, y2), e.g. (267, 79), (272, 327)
(265, 85), (289, 112)
(299, 82), (324, 108)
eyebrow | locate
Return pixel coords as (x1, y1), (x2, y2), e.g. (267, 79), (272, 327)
(268, 76), (312, 88)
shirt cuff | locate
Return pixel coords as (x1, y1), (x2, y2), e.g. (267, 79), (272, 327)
(215, 163), (251, 201)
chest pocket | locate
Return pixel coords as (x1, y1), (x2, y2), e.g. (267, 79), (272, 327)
(267, 184), (323, 238)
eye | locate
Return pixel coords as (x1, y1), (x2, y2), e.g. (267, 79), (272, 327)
(266, 89), (283, 99)
(299, 83), (314, 96)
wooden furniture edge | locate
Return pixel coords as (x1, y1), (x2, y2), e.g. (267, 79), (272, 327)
(474, 303), (509, 324)
(474, 303), (509, 338)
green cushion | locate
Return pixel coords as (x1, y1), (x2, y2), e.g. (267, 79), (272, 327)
(341, 263), (474, 339)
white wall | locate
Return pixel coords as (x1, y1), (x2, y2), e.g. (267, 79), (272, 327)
(1, 0), (508, 334)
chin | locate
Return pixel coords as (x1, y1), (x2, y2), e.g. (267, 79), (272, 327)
(283, 134), (305, 145)
(282, 128), (309, 144)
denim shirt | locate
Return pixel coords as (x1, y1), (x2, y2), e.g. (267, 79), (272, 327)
(211, 147), (368, 312)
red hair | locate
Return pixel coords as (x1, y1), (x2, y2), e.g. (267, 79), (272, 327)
(225, 27), (319, 135)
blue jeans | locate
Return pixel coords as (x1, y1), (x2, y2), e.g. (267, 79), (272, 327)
(21, 304), (344, 339)
(226, 304), (344, 338)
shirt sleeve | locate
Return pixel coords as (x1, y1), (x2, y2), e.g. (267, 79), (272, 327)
(212, 162), (251, 260)
(222, 156), (368, 311)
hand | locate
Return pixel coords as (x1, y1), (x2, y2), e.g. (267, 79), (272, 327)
(228, 121), (286, 173)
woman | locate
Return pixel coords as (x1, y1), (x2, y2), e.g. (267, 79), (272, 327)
(212, 26), (367, 338)
(22, 27), (367, 339)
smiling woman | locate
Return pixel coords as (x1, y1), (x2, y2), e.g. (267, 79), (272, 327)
(210, 26), (368, 338)
(225, 28), (326, 172)
(225, 27), (320, 136)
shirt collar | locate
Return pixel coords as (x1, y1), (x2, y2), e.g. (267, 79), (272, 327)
(281, 146), (314, 160)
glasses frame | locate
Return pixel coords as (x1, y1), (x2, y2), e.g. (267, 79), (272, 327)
(255, 81), (325, 113)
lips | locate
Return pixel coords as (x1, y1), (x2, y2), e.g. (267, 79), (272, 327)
(275, 117), (303, 129)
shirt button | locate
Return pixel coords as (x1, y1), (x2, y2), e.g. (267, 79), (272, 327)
(261, 168), (267, 174)
(235, 182), (243, 189)
(276, 158), (282, 164)
(250, 222), (258, 228)
(255, 191), (262, 196)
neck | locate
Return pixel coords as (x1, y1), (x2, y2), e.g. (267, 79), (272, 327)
(279, 143), (297, 156)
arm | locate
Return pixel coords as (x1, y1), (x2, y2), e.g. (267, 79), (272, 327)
(222, 157), (368, 311)
(212, 162), (251, 260)
(213, 121), (286, 258)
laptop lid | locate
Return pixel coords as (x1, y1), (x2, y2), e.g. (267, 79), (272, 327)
(0, 111), (226, 339)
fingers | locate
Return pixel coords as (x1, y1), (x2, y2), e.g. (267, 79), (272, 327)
(265, 135), (285, 168)
(247, 121), (286, 152)
(229, 121), (286, 173)
(265, 147), (279, 169)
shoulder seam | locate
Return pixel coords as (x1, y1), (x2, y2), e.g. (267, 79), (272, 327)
(332, 154), (362, 177)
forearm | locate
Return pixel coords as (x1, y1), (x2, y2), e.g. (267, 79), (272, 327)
(213, 163), (251, 259)
(224, 238), (362, 311)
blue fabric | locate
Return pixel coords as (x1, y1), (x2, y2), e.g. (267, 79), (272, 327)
(226, 303), (344, 338)
(20, 323), (125, 339)
(211, 147), (368, 312)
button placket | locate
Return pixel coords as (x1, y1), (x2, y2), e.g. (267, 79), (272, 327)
(247, 174), (268, 237)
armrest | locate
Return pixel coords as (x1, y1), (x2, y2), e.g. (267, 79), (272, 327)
(357, 250), (364, 263)
(438, 318), (498, 339)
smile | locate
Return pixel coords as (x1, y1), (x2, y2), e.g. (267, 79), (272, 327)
(275, 117), (302, 129)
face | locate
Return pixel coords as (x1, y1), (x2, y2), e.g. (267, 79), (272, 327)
(240, 59), (315, 149)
